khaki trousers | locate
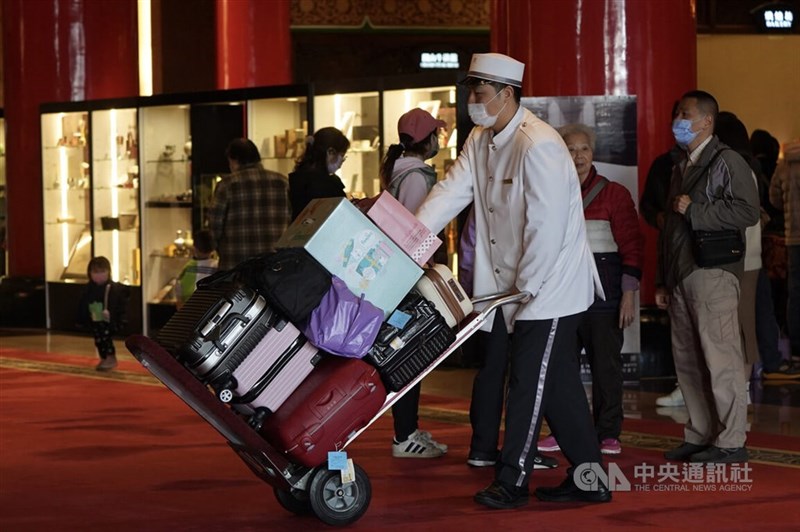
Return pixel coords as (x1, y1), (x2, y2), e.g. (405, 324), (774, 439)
(668, 269), (748, 448)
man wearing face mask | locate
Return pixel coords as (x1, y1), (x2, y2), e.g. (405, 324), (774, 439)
(656, 90), (760, 464)
(415, 53), (608, 509)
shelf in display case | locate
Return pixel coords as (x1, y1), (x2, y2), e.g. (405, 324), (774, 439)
(43, 145), (86, 151)
(95, 228), (138, 234)
(145, 158), (189, 164)
(45, 220), (89, 227)
(149, 251), (192, 259)
(93, 157), (138, 163)
(44, 186), (90, 191)
(94, 185), (139, 191)
(145, 200), (192, 208)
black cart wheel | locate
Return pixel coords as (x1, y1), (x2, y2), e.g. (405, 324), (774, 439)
(308, 463), (371, 526)
(273, 487), (312, 516)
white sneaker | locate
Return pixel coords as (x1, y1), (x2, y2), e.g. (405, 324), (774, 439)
(392, 430), (446, 458)
(417, 430), (448, 453)
(656, 385), (684, 407)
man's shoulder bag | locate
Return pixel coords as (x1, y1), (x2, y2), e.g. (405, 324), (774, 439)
(686, 148), (745, 268)
(691, 228), (744, 268)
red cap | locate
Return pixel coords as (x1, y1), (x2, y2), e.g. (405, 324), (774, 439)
(398, 108), (446, 144)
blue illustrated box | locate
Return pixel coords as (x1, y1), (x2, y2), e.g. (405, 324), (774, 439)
(276, 197), (423, 317)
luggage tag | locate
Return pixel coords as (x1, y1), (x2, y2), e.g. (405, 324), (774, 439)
(328, 452), (356, 484)
(387, 309), (411, 330)
(328, 451), (348, 471)
(388, 309), (411, 352)
(341, 459), (356, 485)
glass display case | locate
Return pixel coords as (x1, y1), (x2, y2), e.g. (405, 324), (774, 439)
(41, 101), (144, 333)
(314, 83), (381, 199)
(40, 106), (96, 331)
(139, 86), (310, 334)
(139, 103), (193, 321)
(41, 109), (91, 285)
(249, 93), (310, 177)
(91, 108), (140, 286)
(37, 81), (470, 333)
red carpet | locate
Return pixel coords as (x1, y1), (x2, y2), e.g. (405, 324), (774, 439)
(2, 351), (800, 530)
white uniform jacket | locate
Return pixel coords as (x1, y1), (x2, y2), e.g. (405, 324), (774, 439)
(416, 106), (603, 332)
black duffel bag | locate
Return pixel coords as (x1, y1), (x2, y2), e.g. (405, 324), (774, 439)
(198, 248), (331, 323)
(691, 229), (745, 268)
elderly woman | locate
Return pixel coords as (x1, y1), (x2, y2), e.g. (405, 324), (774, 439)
(538, 123), (644, 456)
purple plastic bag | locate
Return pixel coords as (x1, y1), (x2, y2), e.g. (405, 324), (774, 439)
(303, 276), (383, 359)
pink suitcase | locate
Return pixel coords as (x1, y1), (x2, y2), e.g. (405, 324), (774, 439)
(216, 311), (323, 420)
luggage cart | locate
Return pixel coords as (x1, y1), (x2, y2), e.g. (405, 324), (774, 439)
(125, 291), (529, 527)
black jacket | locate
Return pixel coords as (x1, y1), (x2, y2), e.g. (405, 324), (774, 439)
(77, 281), (130, 333)
(288, 166), (346, 220)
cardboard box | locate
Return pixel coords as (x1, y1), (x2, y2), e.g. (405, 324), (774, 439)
(276, 198), (423, 317)
(365, 191), (442, 266)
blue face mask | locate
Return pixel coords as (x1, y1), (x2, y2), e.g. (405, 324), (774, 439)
(672, 117), (701, 147)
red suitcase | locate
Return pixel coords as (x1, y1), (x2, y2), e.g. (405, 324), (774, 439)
(261, 356), (386, 468)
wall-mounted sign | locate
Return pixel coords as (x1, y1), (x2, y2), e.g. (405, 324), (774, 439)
(752, 2), (797, 32)
(420, 52), (460, 69)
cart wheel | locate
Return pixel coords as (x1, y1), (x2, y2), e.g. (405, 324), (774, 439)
(273, 487), (312, 516)
(308, 463), (371, 526)
(218, 389), (233, 403)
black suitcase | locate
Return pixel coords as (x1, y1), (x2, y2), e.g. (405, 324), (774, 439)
(156, 283), (272, 387)
(364, 292), (456, 392)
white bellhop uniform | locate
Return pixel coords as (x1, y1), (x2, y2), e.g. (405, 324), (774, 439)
(416, 106), (603, 332)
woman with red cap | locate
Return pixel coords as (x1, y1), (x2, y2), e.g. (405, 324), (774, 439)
(380, 107), (449, 459)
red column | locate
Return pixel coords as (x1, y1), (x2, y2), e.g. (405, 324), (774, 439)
(492, 0), (696, 305)
(2, 0), (139, 278)
(216, 0), (292, 89)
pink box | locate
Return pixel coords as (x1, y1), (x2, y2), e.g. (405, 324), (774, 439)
(366, 192), (442, 266)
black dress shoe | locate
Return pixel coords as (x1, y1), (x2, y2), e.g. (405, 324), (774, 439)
(664, 442), (709, 461)
(533, 453), (559, 470)
(474, 481), (530, 509)
(690, 446), (748, 463)
(534, 475), (612, 503)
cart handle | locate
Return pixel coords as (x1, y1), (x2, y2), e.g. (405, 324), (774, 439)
(470, 291), (532, 310)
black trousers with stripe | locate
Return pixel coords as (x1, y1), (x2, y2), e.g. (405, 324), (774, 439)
(495, 312), (602, 488)
(468, 311), (511, 459)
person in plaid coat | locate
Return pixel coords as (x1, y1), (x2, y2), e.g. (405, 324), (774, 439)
(208, 138), (292, 270)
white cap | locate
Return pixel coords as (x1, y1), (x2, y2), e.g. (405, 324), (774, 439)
(464, 53), (525, 88)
